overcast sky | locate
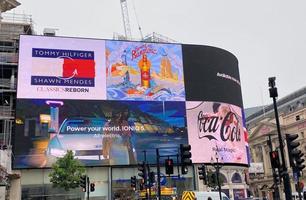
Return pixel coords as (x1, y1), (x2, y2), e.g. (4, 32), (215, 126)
(8, 0), (306, 108)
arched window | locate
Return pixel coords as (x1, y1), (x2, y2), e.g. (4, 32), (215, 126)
(219, 173), (227, 183)
(231, 172), (242, 183)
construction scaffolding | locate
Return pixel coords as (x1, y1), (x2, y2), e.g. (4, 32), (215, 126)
(0, 12), (34, 151)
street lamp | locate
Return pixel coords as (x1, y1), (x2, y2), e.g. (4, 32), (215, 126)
(210, 150), (223, 200)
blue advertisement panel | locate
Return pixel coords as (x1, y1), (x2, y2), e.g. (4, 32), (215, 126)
(14, 99), (187, 168)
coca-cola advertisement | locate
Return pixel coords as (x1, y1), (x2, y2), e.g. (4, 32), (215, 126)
(186, 101), (248, 165)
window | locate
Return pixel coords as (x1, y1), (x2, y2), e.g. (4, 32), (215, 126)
(0, 68), (13, 79)
(231, 172), (242, 183)
(22, 184), (83, 200)
(220, 173), (228, 183)
(0, 94), (10, 106)
(0, 41), (13, 47)
(296, 115), (300, 121)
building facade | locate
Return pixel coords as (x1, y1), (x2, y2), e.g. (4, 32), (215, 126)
(247, 87), (306, 199)
(15, 165), (248, 200)
(1, 1), (34, 199)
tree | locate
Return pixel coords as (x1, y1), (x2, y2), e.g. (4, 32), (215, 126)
(207, 170), (224, 190)
(49, 150), (85, 191)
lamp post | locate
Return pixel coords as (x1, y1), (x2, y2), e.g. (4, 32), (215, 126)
(268, 77), (292, 200)
(211, 150), (223, 200)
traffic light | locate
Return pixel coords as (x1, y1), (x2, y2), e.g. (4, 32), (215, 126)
(295, 151), (305, 172)
(198, 164), (207, 184)
(180, 144), (192, 175)
(286, 134), (301, 167)
(165, 159), (174, 175)
(274, 173), (280, 185)
(270, 151), (281, 169)
(138, 162), (147, 184)
(90, 183), (95, 192)
(131, 176), (137, 188)
(149, 172), (155, 185)
(139, 182), (144, 190)
(80, 175), (87, 192)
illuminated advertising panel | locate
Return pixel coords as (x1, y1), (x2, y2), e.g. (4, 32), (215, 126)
(14, 35), (248, 168)
(186, 101), (248, 165)
(17, 35), (106, 100)
(106, 41), (185, 101)
(14, 99), (187, 168)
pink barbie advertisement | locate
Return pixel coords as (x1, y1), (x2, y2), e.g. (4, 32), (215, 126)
(17, 35), (106, 100)
(186, 101), (248, 165)
(105, 41), (185, 101)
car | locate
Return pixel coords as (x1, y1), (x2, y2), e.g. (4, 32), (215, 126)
(292, 192), (303, 200)
(46, 117), (137, 166)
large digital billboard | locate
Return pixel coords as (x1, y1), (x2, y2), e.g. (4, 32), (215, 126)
(14, 99), (187, 168)
(14, 35), (248, 168)
(186, 101), (248, 165)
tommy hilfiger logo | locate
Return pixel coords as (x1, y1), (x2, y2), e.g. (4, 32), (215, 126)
(31, 48), (96, 87)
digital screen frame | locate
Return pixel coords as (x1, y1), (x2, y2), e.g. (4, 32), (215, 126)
(14, 35), (248, 169)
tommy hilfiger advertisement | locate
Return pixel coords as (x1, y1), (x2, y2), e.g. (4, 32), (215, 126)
(17, 35), (106, 100)
(186, 101), (248, 165)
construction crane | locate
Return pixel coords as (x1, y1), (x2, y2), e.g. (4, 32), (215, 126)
(120, 0), (143, 40)
(120, 0), (132, 40)
(118, 0), (175, 43)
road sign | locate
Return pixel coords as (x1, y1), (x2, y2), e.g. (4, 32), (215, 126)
(182, 191), (196, 200)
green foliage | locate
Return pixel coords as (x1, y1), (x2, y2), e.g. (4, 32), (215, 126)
(207, 170), (224, 189)
(49, 150), (85, 191)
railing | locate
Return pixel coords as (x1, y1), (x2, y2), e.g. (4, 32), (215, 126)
(0, 106), (15, 118)
(1, 13), (33, 24)
(0, 52), (18, 64)
(0, 79), (16, 89)
(113, 32), (178, 43)
(143, 32), (177, 43)
(113, 32), (142, 41)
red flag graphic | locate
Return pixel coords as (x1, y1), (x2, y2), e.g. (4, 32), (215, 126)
(63, 59), (95, 78)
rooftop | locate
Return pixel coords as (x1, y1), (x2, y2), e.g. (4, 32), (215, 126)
(246, 86), (306, 125)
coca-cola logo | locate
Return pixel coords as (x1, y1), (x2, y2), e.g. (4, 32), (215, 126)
(197, 111), (241, 142)
(131, 44), (157, 60)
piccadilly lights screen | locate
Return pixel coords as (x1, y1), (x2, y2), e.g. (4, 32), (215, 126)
(14, 35), (249, 168)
